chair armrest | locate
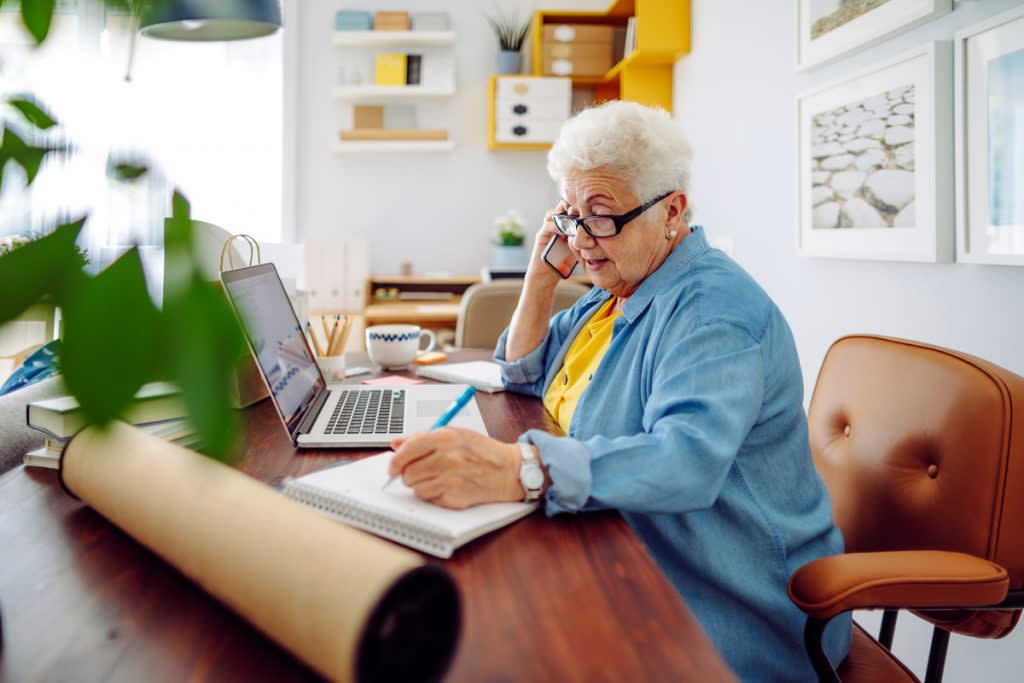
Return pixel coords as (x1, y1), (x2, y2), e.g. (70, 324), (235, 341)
(788, 550), (1008, 620)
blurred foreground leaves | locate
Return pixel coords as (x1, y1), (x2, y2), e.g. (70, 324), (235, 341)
(0, 86), (247, 460)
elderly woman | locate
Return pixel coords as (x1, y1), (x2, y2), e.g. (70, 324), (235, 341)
(390, 101), (851, 679)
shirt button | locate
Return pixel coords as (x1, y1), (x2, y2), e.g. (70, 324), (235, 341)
(588, 374), (593, 381)
(562, 374), (568, 385)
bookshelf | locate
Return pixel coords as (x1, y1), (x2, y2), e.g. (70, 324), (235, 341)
(331, 30), (455, 47)
(490, 1), (688, 151)
(332, 27), (456, 152)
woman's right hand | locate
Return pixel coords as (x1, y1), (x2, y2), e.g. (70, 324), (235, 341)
(526, 200), (569, 285)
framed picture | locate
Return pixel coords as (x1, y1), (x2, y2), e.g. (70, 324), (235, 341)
(796, 42), (953, 262)
(797, 0), (951, 70)
(955, 5), (1024, 266)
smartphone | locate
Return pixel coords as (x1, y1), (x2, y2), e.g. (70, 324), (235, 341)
(542, 235), (577, 279)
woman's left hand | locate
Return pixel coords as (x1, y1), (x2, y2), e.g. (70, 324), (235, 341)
(389, 428), (523, 509)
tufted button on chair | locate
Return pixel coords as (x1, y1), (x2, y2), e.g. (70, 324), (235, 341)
(787, 335), (1024, 682)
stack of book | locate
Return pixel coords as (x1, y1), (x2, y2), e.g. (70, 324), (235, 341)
(334, 10), (372, 31)
(410, 12), (449, 31)
(373, 11), (410, 31)
(23, 382), (196, 469)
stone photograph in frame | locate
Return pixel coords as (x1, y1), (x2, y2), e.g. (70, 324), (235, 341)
(797, 0), (951, 70)
(796, 42), (953, 262)
(956, 5), (1024, 266)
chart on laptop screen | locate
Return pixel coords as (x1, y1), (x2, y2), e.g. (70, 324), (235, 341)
(224, 271), (320, 420)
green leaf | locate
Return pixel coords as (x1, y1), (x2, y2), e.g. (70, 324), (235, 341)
(161, 273), (246, 460)
(0, 218), (85, 324)
(21, 0), (56, 45)
(0, 126), (64, 191)
(8, 96), (58, 130)
(59, 247), (161, 427)
(109, 162), (149, 182)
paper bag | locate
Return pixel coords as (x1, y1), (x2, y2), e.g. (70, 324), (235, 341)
(219, 234), (270, 408)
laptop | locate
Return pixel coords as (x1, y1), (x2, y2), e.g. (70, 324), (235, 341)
(221, 263), (486, 448)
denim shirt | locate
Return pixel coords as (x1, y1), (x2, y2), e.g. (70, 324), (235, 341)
(494, 227), (851, 681)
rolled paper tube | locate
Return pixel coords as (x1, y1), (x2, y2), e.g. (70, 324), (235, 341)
(59, 423), (461, 683)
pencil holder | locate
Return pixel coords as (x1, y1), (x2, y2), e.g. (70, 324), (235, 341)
(316, 354), (346, 382)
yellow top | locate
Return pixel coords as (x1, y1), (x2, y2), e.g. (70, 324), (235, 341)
(543, 297), (621, 431)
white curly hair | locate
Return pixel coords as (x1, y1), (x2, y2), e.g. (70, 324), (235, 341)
(547, 100), (694, 222)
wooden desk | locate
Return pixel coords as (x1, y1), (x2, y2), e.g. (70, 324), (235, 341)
(0, 352), (735, 682)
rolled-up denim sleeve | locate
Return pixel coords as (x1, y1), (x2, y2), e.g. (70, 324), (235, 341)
(493, 304), (579, 398)
(524, 322), (765, 516)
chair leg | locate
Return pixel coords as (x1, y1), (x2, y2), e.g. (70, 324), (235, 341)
(878, 609), (898, 649)
(923, 626), (950, 683)
(804, 617), (841, 683)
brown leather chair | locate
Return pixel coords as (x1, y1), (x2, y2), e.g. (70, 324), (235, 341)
(454, 280), (589, 349)
(787, 335), (1024, 682)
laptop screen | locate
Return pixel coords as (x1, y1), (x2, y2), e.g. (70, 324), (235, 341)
(222, 264), (325, 436)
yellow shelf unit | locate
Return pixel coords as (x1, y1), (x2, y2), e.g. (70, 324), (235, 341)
(529, 0), (690, 112)
(487, 76), (561, 151)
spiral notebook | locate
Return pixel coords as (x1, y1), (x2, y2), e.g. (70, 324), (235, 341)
(414, 361), (505, 393)
(281, 451), (537, 558)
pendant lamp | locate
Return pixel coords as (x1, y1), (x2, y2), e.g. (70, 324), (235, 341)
(139, 0), (282, 41)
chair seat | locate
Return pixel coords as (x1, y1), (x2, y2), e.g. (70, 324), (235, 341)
(837, 621), (919, 683)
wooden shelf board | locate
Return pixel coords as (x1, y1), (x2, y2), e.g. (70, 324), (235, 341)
(488, 141), (552, 151)
(331, 85), (455, 101)
(331, 31), (455, 46)
(333, 140), (454, 153)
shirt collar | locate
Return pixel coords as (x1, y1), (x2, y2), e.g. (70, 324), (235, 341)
(619, 225), (709, 325)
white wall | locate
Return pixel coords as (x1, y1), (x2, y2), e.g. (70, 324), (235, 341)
(294, 0), (605, 275)
(675, 1), (1024, 680)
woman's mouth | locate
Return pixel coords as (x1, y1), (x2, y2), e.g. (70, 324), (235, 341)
(584, 257), (610, 270)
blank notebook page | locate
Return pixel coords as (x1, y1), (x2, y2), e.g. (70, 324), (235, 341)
(282, 451), (537, 557)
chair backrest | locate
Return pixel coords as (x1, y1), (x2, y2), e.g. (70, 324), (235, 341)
(807, 335), (1024, 635)
(455, 280), (589, 349)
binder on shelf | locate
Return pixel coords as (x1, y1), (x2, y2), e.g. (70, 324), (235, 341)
(375, 53), (407, 86)
(406, 54), (423, 85)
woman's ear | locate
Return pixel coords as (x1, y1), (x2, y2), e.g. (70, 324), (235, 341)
(665, 192), (687, 228)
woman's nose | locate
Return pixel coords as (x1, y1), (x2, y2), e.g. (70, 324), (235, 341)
(570, 228), (596, 250)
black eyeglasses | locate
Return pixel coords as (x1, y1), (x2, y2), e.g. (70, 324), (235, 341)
(552, 192), (672, 239)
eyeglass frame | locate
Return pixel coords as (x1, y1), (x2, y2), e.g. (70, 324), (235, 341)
(552, 191), (674, 239)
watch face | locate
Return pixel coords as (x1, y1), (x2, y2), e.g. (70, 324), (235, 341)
(522, 466), (544, 489)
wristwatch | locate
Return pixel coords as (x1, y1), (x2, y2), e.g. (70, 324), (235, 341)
(518, 442), (545, 502)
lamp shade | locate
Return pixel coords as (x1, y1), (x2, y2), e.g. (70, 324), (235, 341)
(139, 0), (282, 41)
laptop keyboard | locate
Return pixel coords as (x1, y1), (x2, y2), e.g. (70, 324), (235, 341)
(326, 389), (405, 435)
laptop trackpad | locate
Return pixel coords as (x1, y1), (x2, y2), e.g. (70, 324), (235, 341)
(417, 400), (456, 418)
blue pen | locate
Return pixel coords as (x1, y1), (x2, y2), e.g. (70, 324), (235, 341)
(382, 385), (477, 490)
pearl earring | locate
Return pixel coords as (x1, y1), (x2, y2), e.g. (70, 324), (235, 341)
(667, 229), (678, 239)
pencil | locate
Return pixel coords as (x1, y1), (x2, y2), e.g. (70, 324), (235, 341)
(337, 315), (352, 355)
(326, 318), (341, 356)
(306, 321), (325, 356)
(321, 315), (330, 341)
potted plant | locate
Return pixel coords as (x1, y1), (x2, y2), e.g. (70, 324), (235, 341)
(0, 1), (247, 460)
(486, 7), (532, 75)
(492, 210), (527, 268)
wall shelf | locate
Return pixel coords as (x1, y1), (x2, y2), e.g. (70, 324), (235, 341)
(331, 85), (456, 101)
(331, 31), (456, 47)
(332, 140), (455, 153)
(529, 0), (689, 111)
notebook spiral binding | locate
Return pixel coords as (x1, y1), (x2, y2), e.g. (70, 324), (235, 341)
(284, 480), (454, 558)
